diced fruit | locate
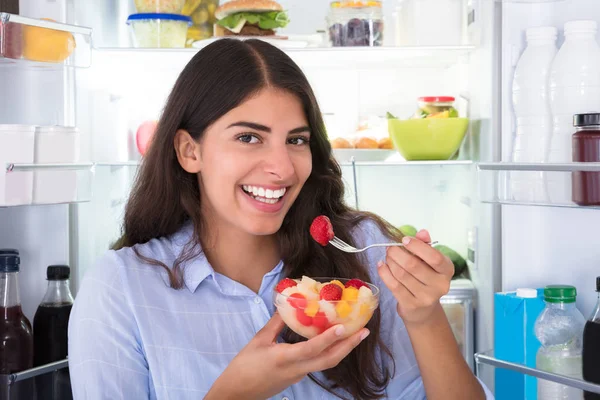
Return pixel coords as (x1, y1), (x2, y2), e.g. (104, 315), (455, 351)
(319, 283), (343, 301)
(310, 215), (335, 246)
(313, 311), (330, 331)
(357, 285), (373, 299)
(359, 303), (372, 317)
(297, 276), (320, 300)
(304, 301), (320, 317)
(342, 287), (359, 302)
(336, 301), (353, 318)
(287, 293), (307, 309)
(296, 308), (313, 326)
(276, 278), (298, 293)
(319, 300), (337, 322)
(330, 280), (345, 290)
(345, 278), (368, 290)
(282, 286), (299, 296)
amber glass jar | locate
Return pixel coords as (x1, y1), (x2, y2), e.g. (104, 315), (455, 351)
(572, 113), (600, 206)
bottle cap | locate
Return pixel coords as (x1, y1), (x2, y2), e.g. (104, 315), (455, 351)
(516, 288), (538, 298)
(596, 276), (600, 293)
(47, 265), (70, 280)
(0, 249), (20, 273)
(573, 113), (600, 127)
(544, 285), (577, 303)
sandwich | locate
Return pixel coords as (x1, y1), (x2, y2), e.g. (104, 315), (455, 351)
(214, 0), (289, 37)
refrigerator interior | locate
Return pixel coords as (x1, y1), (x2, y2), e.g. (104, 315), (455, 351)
(0, 0), (503, 393)
(499, 0), (600, 317)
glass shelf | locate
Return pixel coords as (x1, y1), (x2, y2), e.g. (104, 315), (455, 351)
(2, 163), (94, 207)
(0, 13), (92, 68)
(92, 45), (475, 73)
(477, 162), (600, 209)
(475, 350), (600, 394)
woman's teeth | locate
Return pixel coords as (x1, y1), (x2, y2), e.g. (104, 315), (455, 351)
(242, 185), (286, 204)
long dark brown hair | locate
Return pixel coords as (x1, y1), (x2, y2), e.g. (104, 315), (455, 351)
(113, 38), (403, 399)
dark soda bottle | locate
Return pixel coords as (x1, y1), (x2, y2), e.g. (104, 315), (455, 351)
(33, 265), (74, 400)
(583, 276), (600, 399)
(0, 249), (33, 400)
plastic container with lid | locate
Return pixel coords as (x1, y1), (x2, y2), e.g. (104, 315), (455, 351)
(127, 14), (192, 48)
(572, 113), (600, 206)
(412, 96), (459, 119)
(535, 285), (586, 400)
(182, 0), (219, 46)
(327, 1), (383, 47)
(134, 0), (186, 14)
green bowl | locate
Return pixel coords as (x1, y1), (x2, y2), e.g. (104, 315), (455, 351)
(388, 118), (469, 161)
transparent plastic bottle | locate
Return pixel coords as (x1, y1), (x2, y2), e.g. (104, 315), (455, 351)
(583, 277), (600, 399)
(535, 285), (586, 400)
(511, 26), (558, 202)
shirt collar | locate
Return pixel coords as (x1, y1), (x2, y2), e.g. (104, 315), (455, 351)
(168, 221), (286, 294)
(168, 221), (214, 293)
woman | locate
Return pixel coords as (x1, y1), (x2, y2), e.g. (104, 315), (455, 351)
(68, 39), (492, 399)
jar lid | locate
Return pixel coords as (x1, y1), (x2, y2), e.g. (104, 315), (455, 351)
(573, 113), (600, 127)
(544, 285), (577, 303)
(0, 249), (20, 273)
(418, 96), (455, 103)
(127, 13), (193, 25)
(47, 265), (70, 280)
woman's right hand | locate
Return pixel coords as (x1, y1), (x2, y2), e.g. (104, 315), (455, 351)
(205, 313), (369, 400)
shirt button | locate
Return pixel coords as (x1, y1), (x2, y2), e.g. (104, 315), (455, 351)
(254, 297), (262, 304)
(282, 397), (289, 400)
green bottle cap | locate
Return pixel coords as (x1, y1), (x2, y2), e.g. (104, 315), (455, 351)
(544, 285), (577, 304)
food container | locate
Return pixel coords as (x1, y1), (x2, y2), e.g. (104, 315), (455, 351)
(0, 125), (35, 206)
(134, 0), (186, 14)
(388, 117), (469, 161)
(327, 1), (383, 47)
(412, 96), (459, 119)
(572, 113), (600, 206)
(127, 13), (192, 48)
(274, 277), (380, 339)
(182, 0), (219, 47)
(33, 126), (80, 204)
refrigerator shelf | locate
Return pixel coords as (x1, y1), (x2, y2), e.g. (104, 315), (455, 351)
(2, 162), (94, 207)
(478, 162), (600, 209)
(0, 359), (68, 386)
(0, 13), (92, 68)
(92, 45), (475, 75)
(475, 350), (600, 394)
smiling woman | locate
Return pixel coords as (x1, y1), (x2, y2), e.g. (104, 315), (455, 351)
(67, 38), (492, 400)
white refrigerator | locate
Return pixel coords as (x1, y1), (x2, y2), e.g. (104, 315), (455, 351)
(1, 0), (599, 397)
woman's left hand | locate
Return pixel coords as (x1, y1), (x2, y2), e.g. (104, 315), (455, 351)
(377, 229), (454, 325)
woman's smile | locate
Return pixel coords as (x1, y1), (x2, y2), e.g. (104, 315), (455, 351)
(239, 184), (290, 213)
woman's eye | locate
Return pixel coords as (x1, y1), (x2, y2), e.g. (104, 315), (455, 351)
(237, 134), (260, 144)
(288, 136), (310, 146)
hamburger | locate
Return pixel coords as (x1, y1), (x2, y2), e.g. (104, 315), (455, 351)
(214, 0), (289, 37)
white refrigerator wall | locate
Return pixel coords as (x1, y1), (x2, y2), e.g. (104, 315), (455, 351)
(500, 0), (600, 318)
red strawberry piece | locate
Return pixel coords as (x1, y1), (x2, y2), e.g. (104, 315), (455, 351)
(296, 308), (313, 326)
(312, 311), (330, 332)
(276, 278), (297, 293)
(287, 293), (307, 309)
(310, 215), (335, 246)
(345, 278), (368, 290)
(319, 283), (342, 301)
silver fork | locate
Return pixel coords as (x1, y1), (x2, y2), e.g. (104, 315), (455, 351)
(329, 236), (438, 253)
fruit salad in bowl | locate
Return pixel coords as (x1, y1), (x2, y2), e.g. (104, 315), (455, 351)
(273, 276), (380, 339)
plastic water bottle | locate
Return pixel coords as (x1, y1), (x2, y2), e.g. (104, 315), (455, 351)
(511, 26), (558, 202)
(535, 285), (586, 400)
(548, 20), (600, 204)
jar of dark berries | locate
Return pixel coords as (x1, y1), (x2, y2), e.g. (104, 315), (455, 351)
(327, 1), (383, 47)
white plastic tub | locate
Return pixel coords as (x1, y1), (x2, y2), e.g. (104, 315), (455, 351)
(127, 13), (192, 48)
(33, 126), (80, 204)
(0, 124), (35, 206)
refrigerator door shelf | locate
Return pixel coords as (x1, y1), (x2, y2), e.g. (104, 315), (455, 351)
(0, 12), (92, 68)
(3, 162), (94, 206)
(478, 162), (600, 209)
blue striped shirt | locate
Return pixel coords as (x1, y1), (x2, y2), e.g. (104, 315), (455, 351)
(68, 220), (493, 399)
